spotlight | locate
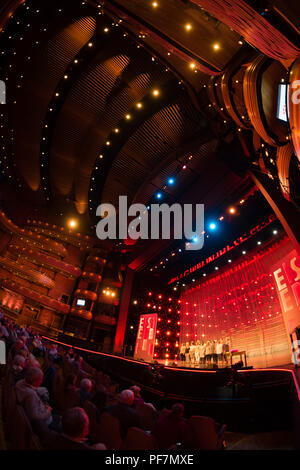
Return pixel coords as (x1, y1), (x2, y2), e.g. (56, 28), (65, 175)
(213, 43), (220, 50)
(167, 177), (175, 185)
(156, 192), (162, 200)
(273, 230), (278, 235)
(209, 222), (217, 231)
(68, 219), (78, 229)
(185, 23), (192, 31)
(152, 89), (160, 97)
(229, 207), (236, 214)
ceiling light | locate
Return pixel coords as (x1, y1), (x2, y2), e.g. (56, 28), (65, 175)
(68, 219), (78, 229)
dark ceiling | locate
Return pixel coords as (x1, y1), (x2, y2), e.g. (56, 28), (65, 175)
(0, 0), (298, 270)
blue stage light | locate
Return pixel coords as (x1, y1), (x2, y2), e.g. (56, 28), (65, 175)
(168, 177), (175, 186)
(209, 222), (217, 231)
(156, 192), (162, 200)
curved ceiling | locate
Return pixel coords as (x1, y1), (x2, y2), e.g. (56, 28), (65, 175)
(0, 0), (298, 240)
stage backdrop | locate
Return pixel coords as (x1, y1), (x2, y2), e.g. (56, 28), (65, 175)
(134, 313), (157, 362)
(180, 237), (295, 368)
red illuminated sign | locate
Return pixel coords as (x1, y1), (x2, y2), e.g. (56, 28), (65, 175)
(169, 214), (276, 284)
(134, 314), (158, 362)
(273, 250), (300, 334)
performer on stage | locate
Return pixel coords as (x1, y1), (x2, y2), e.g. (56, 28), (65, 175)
(199, 341), (206, 366)
(190, 341), (196, 365)
(185, 342), (190, 365)
(180, 343), (186, 362)
(205, 340), (213, 367)
(223, 337), (230, 365)
(195, 341), (200, 365)
(216, 339), (224, 366)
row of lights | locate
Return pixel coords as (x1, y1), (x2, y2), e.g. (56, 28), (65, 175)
(149, 191), (259, 272)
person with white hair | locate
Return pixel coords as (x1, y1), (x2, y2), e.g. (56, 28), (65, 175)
(130, 385), (144, 408)
(15, 367), (53, 427)
(78, 378), (93, 405)
(106, 389), (142, 438)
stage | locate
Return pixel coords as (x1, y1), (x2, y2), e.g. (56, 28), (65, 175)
(43, 333), (300, 434)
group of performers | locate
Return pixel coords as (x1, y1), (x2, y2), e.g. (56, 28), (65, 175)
(179, 338), (231, 367)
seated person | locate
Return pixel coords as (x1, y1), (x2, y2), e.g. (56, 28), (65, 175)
(48, 344), (58, 359)
(10, 354), (26, 383)
(10, 339), (29, 359)
(78, 378), (93, 406)
(42, 407), (106, 450)
(152, 403), (192, 449)
(130, 385), (145, 408)
(92, 386), (108, 419)
(106, 390), (142, 439)
(15, 367), (53, 428)
(64, 373), (78, 392)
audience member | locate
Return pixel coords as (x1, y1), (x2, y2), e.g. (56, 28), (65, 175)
(152, 403), (192, 449)
(15, 367), (53, 427)
(107, 389), (141, 439)
(78, 378), (93, 406)
(130, 385), (145, 408)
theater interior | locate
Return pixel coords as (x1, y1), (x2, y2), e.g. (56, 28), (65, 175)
(0, 0), (299, 453)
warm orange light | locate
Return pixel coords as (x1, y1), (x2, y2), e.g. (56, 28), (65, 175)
(152, 1), (158, 7)
(136, 102), (143, 109)
(125, 114), (131, 120)
(189, 62), (196, 69)
(68, 219), (78, 229)
(152, 89), (160, 97)
(185, 23), (192, 31)
(213, 43), (220, 50)
(229, 207), (236, 214)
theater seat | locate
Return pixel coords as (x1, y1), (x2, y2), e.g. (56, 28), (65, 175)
(189, 416), (227, 450)
(121, 427), (157, 450)
(97, 412), (122, 450)
(136, 403), (157, 431)
(11, 405), (41, 450)
(41, 429), (96, 450)
(83, 401), (102, 443)
(59, 389), (81, 412)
